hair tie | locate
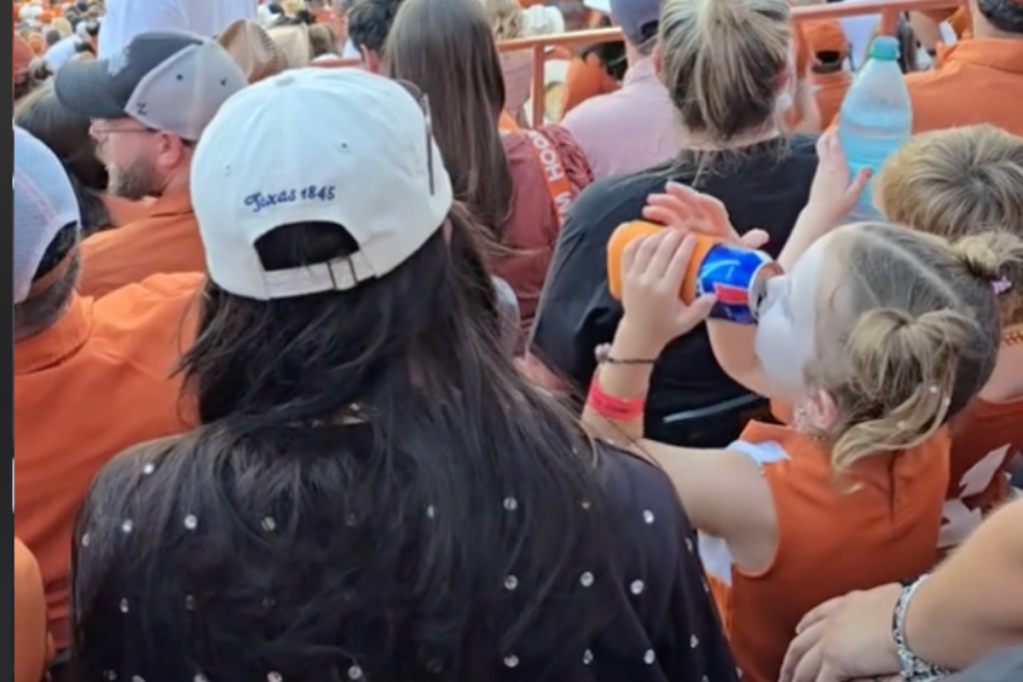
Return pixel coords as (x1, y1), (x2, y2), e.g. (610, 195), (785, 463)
(992, 277), (1012, 296)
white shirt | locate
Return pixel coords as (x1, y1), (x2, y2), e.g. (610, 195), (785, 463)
(44, 36), (81, 71)
(97, 0), (258, 58)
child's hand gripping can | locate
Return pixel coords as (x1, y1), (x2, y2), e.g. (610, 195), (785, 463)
(607, 221), (782, 325)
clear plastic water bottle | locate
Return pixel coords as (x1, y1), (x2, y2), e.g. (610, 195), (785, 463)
(837, 36), (913, 222)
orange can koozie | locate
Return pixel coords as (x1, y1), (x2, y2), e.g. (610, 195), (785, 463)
(607, 221), (782, 325)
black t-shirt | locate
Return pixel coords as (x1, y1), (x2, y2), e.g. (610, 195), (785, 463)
(73, 423), (739, 682)
(529, 136), (818, 447)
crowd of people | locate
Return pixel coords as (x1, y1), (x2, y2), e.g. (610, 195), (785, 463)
(12, 0), (1023, 681)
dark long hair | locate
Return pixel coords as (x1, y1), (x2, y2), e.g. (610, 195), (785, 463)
(72, 207), (613, 680)
(15, 84), (113, 236)
(383, 0), (515, 252)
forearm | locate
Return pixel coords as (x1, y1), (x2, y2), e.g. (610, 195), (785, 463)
(580, 318), (659, 444)
(779, 206), (835, 271)
(905, 502), (1023, 668)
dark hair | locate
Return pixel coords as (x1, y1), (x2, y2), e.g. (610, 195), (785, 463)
(977, 0), (1023, 33)
(34, 224), (80, 281)
(15, 223), (81, 336)
(347, 0), (406, 53)
(576, 14), (628, 82)
(384, 0), (514, 249)
(45, 29), (62, 47)
(71, 209), (612, 678)
(15, 85), (114, 236)
(13, 61), (53, 103)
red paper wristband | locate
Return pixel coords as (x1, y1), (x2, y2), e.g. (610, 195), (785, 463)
(587, 377), (646, 421)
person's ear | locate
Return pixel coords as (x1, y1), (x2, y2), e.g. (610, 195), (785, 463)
(803, 389), (838, 431)
(652, 43), (664, 85)
(361, 46), (380, 73)
(153, 131), (190, 172)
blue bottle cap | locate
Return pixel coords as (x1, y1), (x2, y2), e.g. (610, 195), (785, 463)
(868, 35), (900, 61)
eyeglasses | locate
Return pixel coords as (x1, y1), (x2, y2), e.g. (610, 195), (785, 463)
(90, 121), (157, 138)
(394, 79), (436, 196)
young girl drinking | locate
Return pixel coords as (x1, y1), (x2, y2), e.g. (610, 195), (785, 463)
(583, 137), (1019, 682)
(875, 124), (1023, 553)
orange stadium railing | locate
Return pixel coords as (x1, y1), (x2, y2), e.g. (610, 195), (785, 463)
(331, 0), (959, 124)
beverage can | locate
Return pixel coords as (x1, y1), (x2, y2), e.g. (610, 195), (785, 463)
(607, 222), (781, 325)
(695, 242), (782, 324)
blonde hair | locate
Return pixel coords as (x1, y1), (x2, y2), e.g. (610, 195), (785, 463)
(267, 24), (314, 68)
(807, 224), (1021, 476)
(308, 23), (339, 57)
(875, 125), (1023, 326)
(51, 17), (72, 38)
(478, 0), (524, 40)
(658, 0), (790, 143)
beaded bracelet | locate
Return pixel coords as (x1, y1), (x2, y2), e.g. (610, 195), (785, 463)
(603, 356), (658, 365)
(892, 576), (955, 682)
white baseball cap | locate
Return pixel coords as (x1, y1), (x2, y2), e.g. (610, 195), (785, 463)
(13, 126), (81, 305)
(191, 68), (454, 301)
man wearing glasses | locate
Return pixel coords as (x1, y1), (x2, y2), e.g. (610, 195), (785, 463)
(54, 30), (246, 298)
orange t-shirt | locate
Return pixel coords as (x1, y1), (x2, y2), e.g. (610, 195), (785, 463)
(812, 70), (851, 129)
(904, 39), (1023, 135)
(499, 110), (521, 132)
(78, 187), (203, 298)
(14, 32), (33, 82)
(14, 538), (53, 682)
(802, 18), (848, 56)
(706, 421), (950, 682)
(939, 396), (1023, 552)
(14, 273), (202, 650)
(559, 52), (618, 120)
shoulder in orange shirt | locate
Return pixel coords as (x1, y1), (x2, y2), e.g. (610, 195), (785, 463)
(14, 272), (203, 652)
(704, 421), (949, 682)
(15, 538), (53, 682)
(905, 40), (1023, 135)
(78, 188), (204, 298)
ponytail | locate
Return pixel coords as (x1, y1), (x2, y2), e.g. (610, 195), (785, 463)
(831, 308), (973, 475)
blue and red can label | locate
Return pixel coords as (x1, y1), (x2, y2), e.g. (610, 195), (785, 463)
(696, 243), (782, 325)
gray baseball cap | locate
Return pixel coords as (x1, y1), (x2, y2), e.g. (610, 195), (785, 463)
(609, 0), (662, 45)
(54, 30), (247, 142)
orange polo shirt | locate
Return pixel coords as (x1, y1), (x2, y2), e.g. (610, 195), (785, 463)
(103, 194), (153, 228)
(939, 396), (1023, 553)
(707, 421), (949, 682)
(14, 538), (53, 682)
(78, 187), (203, 298)
(14, 273), (202, 651)
(905, 39), (1023, 135)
